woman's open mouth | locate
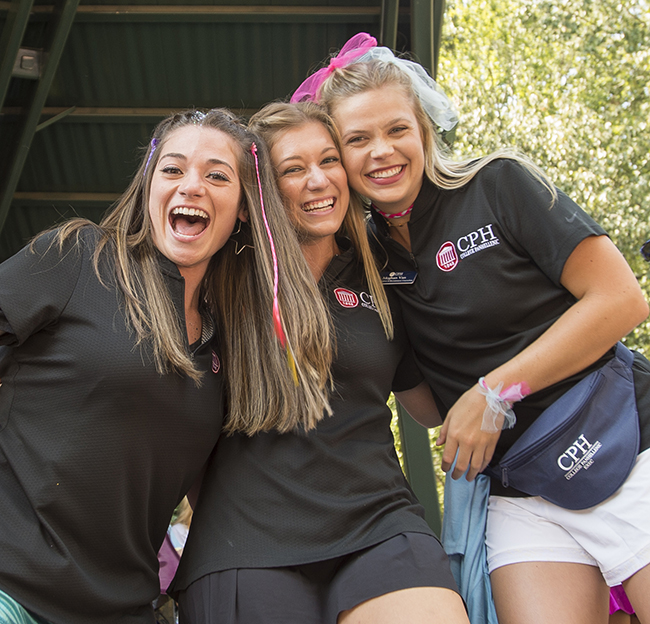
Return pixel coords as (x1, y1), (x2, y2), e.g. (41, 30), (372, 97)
(302, 198), (335, 213)
(169, 207), (209, 238)
(367, 165), (404, 180)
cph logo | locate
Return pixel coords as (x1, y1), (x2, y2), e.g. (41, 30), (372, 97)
(436, 241), (459, 272)
(360, 291), (378, 312)
(557, 434), (602, 480)
(212, 351), (221, 374)
(457, 223), (500, 259)
(334, 288), (359, 308)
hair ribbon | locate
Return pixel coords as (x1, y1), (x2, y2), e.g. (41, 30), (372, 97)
(291, 32), (458, 132)
(250, 142), (298, 385)
(143, 138), (159, 177)
(291, 33), (377, 103)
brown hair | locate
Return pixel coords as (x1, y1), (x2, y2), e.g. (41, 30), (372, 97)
(45, 109), (332, 434)
(249, 101), (394, 339)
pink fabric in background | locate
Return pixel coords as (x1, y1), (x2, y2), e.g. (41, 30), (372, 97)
(157, 532), (181, 594)
(610, 585), (635, 615)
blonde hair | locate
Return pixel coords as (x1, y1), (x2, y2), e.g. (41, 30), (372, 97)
(248, 101), (393, 339)
(320, 60), (558, 203)
(40, 109), (332, 435)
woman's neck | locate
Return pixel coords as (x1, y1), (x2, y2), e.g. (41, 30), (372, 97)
(387, 220), (412, 252)
(178, 265), (204, 344)
(300, 235), (340, 282)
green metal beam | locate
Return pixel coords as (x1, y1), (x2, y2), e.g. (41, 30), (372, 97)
(379, 0), (399, 48)
(396, 403), (442, 536)
(0, 0), (80, 234)
(34, 104), (75, 132)
(410, 0), (446, 78)
(5, 4), (381, 24)
(432, 0), (445, 79)
(12, 191), (119, 206)
(410, 0), (435, 75)
(0, 0), (35, 112)
(1, 106), (259, 124)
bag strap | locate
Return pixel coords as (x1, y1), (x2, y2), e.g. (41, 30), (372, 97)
(614, 341), (635, 368)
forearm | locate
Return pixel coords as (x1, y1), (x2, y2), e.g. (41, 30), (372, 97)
(441, 235), (648, 480)
(394, 381), (442, 428)
(482, 238), (648, 396)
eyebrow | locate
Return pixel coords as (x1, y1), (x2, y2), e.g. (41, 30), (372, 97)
(276, 146), (339, 167)
(341, 117), (410, 137)
(159, 153), (236, 174)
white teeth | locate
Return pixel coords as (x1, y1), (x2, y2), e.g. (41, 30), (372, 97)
(171, 207), (209, 220)
(368, 166), (403, 179)
(303, 199), (334, 212)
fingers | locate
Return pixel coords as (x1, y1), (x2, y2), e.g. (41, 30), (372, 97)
(440, 431), (499, 481)
(465, 446), (487, 481)
(440, 436), (457, 473)
(436, 420), (448, 446)
(437, 384), (502, 480)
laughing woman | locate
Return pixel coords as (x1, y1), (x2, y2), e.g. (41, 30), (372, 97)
(0, 108), (330, 624)
(172, 102), (468, 624)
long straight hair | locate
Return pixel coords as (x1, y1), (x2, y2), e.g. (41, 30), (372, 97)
(248, 101), (394, 339)
(43, 109), (332, 434)
(320, 60), (558, 203)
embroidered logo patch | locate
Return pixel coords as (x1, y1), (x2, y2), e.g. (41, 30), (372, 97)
(436, 241), (459, 272)
(212, 350), (221, 374)
(334, 288), (359, 308)
(457, 223), (500, 259)
(359, 291), (378, 312)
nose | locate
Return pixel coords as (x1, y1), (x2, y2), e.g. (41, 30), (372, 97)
(306, 165), (328, 191)
(370, 137), (394, 159)
(178, 169), (205, 197)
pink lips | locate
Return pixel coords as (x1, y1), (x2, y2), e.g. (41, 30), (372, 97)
(365, 165), (406, 186)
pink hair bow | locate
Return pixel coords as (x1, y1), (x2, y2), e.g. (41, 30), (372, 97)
(290, 33), (377, 103)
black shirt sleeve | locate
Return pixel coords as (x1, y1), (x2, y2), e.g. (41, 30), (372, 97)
(492, 160), (606, 286)
(0, 230), (85, 346)
(388, 290), (424, 393)
(0, 311), (15, 344)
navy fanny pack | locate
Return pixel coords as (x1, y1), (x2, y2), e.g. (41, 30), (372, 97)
(484, 342), (640, 510)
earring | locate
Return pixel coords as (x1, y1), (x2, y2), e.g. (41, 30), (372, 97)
(231, 219), (254, 255)
(234, 241), (254, 255)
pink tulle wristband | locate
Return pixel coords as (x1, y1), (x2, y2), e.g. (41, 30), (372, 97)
(477, 378), (530, 433)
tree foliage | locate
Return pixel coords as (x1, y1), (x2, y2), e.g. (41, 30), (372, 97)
(438, 0), (650, 350)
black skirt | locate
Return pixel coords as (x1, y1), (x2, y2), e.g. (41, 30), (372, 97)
(177, 532), (459, 624)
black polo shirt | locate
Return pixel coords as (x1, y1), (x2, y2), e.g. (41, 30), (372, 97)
(371, 159), (650, 495)
(172, 243), (433, 591)
(0, 228), (224, 623)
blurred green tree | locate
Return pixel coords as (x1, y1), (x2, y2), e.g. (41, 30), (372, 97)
(437, 0), (650, 350)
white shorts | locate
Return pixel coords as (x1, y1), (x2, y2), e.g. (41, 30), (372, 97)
(485, 447), (650, 586)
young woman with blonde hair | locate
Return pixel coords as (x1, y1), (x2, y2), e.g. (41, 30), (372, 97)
(296, 33), (650, 624)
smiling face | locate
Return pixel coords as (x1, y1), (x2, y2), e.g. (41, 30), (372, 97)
(331, 85), (426, 216)
(148, 125), (246, 280)
(270, 121), (349, 245)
